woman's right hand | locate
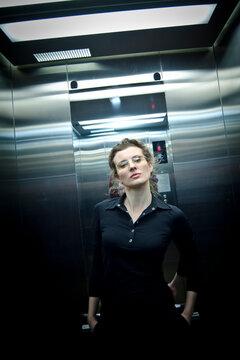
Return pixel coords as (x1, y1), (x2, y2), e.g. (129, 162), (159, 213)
(87, 316), (98, 332)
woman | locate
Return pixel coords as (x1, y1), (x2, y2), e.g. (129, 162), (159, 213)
(88, 138), (198, 352)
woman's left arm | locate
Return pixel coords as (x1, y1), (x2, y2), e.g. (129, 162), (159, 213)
(170, 209), (199, 325)
(168, 273), (197, 325)
(181, 290), (198, 324)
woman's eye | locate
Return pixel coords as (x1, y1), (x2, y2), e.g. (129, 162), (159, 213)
(119, 161), (128, 168)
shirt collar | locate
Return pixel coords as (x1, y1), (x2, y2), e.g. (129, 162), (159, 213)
(105, 193), (171, 210)
(151, 194), (171, 210)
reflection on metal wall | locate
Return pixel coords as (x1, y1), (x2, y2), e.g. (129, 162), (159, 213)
(13, 67), (75, 178)
(0, 55), (20, 323)
(207, 14), (240, 336)
(162, 50), (231, 248)
(0, 54), (16, 182)
(10, 65), (88, 333)
(161, 49), (236, 319)
(215, 15), (240, 208)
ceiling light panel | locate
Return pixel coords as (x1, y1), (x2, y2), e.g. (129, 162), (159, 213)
(0, 0), (71, 7)
(0, 4), (217, 42)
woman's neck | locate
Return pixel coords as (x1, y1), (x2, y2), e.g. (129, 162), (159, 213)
(124, 185), (152, 213)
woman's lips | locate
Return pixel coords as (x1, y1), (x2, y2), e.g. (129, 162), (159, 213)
(131, 173), (141, 179)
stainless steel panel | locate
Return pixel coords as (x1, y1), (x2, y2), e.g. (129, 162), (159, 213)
(0, 54), (16, 181)
(10, 64), (88, 335)
(215, 18), (240, 205)
(12, 66), (75, 178)
(0, 54), (22, 339)
(18, 174), (88, 307)
(161, 48), (238, 329)
(161, 49), (232, 220)
(0, 54), (20, 246)
(210, 14), (240, 337)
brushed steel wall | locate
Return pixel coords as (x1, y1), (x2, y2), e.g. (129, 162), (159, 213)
(0, 54), (16, 181)
(0, 54), (17, 220)
(160, 49), (236, 333)
(0, 54), (20, 331)
(161, 50), (232, 272)
(10, 64), (88, 338)
(215, 16), (240, 210)
(206, 14), (240, 338)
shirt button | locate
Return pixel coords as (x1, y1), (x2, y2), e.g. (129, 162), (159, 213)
(142, 212), (145, 216)
(117, 204), (120, 207)
(131, 229), (135, 233)
(152, 207), (155, 210)
(129, 239), (133, 243)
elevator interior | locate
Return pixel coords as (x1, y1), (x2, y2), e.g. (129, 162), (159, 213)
(0, 0), (239, 351)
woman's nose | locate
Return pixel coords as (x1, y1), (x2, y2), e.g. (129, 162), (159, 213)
(128, 159), (136, 169)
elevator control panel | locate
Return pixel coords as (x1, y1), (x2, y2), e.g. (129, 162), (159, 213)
(152, 139), (178, 206)
(152, 140), (168, 164)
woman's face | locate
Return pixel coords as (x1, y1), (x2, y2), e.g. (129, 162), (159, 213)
(113, 146), (153, 190)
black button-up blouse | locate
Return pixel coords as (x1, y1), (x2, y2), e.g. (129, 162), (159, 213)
(89, 193), (198, 308)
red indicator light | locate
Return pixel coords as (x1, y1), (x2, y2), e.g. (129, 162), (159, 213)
(151, 104), (155, 110)
(157, 146), (161, 151)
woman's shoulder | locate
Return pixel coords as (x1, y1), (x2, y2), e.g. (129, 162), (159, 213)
(153, 195), (184, 217)
(94, 196), (120, 210)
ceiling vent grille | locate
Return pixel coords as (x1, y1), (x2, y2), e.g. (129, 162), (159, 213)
(33, 48), (91, 62)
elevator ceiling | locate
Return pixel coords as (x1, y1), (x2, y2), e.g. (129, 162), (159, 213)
(0, 0), (239, 66)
